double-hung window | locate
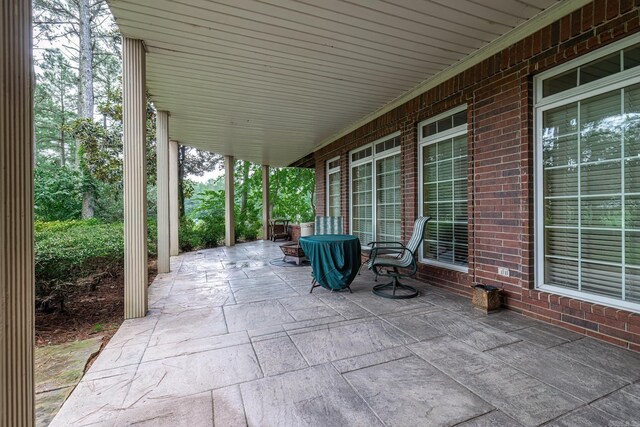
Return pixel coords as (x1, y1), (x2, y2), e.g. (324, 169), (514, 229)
(419, 106), (469, 271)
(350, 133), (401, 244)
(535, 38), (640, 311)
(326, 157), (341, 217)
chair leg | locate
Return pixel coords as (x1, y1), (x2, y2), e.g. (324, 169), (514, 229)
(372, 275), (419, 299)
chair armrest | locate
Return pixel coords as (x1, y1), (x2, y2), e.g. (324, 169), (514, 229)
(368, 241), (406, 248)
(370, 245), (410, 262)
(369, 247), (418, 276)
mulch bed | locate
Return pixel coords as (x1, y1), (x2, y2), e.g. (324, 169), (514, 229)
(35, 260), (157, 347)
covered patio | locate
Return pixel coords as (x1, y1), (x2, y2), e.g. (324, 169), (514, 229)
(5, 1), (640, 425)
(50, 241), (640, 426)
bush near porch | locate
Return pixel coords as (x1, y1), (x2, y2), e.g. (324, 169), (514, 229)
(34, 219), (157, 311)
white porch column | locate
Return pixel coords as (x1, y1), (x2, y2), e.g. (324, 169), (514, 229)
(169, 140), (179, 256)
(262, 165), (270, 241)
(1, 0), (35, 425)
(123, 38), (148, 319)
(225, 155), (235, 247)
(156, 111), (170, 273)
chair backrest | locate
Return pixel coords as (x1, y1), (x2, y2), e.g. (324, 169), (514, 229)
(315, 216), (343, 235)
(399, 216), (430, 265)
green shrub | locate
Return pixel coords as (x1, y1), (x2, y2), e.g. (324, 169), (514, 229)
(35, 220), (125, 310)
(178, 215), (224, 252)
(34, 163), (84, 221)
(179, 217), (201, 252)
(35, 220), (124, 281)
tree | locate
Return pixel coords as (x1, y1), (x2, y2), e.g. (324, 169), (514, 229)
(178, 146), (222, 217)
(33, 0), (118, 218)
(268, 168), (316, 222)
(34, 49), (78, 167)
(34, 161), (84, 221)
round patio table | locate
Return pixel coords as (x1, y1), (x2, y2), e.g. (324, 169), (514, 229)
(299, 234), (361, 292)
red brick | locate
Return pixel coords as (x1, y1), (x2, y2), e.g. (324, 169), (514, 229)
(586, 330), (629, 348)
(599, 325), (637, 342)
(594, 2), (607, 24)
(607, 0), (620, 19)
(620, 0), (634, 12)
(312, 0), (639, 354)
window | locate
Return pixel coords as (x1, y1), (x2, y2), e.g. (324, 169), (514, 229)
(535, 38), (640, 311)
(326, 157), (341, 217)
(419, 106), (468, 271)
(350, 133), (401, 244)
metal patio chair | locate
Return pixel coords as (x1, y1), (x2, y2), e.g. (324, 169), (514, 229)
(368, 216), (431, 299)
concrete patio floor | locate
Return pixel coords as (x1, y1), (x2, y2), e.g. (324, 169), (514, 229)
(51, 240), (640, 427)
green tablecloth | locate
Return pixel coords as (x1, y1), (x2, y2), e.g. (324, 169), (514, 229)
(299, 234), (361, 290)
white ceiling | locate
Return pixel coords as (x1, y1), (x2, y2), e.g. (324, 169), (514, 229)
(108, 0), (580, 167)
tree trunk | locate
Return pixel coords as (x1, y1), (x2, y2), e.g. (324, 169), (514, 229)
(78, 0), (95, 218)
(78, 0), (94, 120)
(240, 161), (250, 218)
(82, 192), (94, 218)
(178, 145), (186, 218)
(59, 85), (65, 167)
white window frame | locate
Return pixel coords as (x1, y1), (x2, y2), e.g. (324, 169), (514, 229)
(534, 35), (640, 313)
(418, 105), (469, 273)
(326, 156), (341, 217)
(349, 132), (401, 244)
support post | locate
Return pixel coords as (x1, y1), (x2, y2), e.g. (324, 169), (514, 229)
(169, 140), (179, 256)
(156, 111), (170, 273)
(123, 38), (148, 319)
(262, 165), (270, 241)
(1, 0), (35, 425)
(225, 155), (235, 247)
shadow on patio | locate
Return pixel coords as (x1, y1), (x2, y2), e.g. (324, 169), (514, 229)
(51, 241), (640, 426)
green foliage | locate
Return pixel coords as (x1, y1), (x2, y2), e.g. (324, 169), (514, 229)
(178, 217), (204, 252)
(34, 162), (84, 221)
(34, 218), (159, 309)
(34, 49), (77, 167)
(182, 163), (315, 250)
(178, 190), (226, 251)
(147, 217), (158, 257)
(72, 88), (158, 186)
(35, 220), (124, 282)
(34, 220), (125, 308)
(269, 167), (316, 223)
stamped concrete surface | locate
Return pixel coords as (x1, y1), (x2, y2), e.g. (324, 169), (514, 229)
(51, 241), (640, 426)
(35, 336), (103, 427)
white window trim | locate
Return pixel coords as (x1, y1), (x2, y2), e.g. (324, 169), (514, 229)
(349, 132), (401, 244)
(534, 36), (640, 313)
(418, 105), (469, 273)
(326, 156), (341, 217)
(535, 34), (640, 106)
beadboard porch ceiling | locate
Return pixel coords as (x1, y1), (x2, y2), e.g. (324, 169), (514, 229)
(108, 0), (587, 167)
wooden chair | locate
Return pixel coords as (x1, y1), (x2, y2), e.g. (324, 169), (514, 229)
(270, 219), (291, 241)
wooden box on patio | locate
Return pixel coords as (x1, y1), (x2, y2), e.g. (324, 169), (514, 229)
(472, 284), (502, 313)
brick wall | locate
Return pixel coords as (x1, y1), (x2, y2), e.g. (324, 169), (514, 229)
(313, 0), (640, 351)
